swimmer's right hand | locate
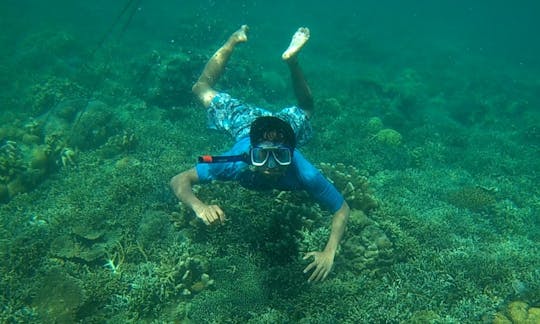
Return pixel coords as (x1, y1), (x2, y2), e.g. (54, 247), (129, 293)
(193, 203), (227, 225)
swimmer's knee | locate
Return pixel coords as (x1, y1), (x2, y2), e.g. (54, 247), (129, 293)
(201, 91), (217, 107)
(192, 82), (216, 107)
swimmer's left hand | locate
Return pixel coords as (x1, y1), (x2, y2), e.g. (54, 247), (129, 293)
(303, 250), (334, 282)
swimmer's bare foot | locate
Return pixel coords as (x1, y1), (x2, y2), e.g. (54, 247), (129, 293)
(282, 27), (310, 60)
(228, 25), (249, 46)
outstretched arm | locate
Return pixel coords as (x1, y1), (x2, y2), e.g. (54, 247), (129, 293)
(170, 168), (226, 225)
(303, 201), (350, 282)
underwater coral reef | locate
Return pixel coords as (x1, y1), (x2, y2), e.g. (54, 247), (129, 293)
(1, 2), (539, 323)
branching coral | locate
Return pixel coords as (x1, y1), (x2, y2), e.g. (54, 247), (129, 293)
(44, 133), (75, 169)
(155, 253), (213, 297)
(180, 182), (322, 265)
(104, 242), (126, 275)
(99, 130), (138, 157)
(59, 147), (76, 167)
(0, 141), (25, 183)
(318, 162), (378, 213)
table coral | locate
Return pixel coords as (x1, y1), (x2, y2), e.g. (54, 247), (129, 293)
(32, 268), (85, 323)
(447, 185), (496, 212)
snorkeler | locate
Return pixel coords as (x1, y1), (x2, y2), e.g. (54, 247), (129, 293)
(170, 25), (350, 282)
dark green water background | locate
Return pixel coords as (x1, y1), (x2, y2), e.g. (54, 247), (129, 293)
(1, 1), (539, 323)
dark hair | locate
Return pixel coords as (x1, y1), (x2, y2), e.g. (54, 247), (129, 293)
(249, 116), (296, 148)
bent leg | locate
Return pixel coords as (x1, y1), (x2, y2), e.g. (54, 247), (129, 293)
(282, 27), (313, 118)
(192, 25), (249, 107)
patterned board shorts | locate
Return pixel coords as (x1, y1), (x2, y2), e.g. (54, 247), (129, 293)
(207, 92), (313, 147)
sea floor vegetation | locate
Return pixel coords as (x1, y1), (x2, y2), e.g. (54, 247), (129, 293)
(1, 9), (539, 323)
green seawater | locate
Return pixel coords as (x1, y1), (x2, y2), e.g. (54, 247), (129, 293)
(1, 1), (538, 322)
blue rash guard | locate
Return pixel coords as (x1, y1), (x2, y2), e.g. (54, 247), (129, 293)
(196, 137), (345, 213)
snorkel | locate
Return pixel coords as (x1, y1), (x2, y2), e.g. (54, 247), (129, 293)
(198, 153), (249, 164)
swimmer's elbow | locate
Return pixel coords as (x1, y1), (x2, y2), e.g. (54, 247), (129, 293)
(170, 168), (199, 188)
(169, 173), (181, 190)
